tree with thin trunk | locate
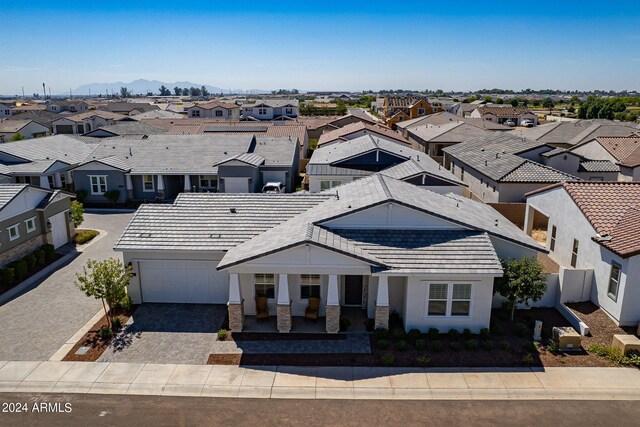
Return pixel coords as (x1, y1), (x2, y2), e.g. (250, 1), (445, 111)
(494, 257), (547, 321)
(75, 258), (131, 329)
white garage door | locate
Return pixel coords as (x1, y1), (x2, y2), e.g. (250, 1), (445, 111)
(49, 212), (68, 249)
(224, 177), (249, 193)
(139, 260), (229, 304)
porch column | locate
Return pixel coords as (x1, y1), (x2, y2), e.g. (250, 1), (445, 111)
(276, 274), (291, 333)
(156, 174), (165, 199)
(227, 273), (244, 331)
(374, 276), (390, 330)
(66, 171), (74, 185)
(39, 175), (50, 189)
(183, 174), (191, 192)
(53, 172), (62, 188)
(125, 175), (134, 200)
(326, 274), (340, 333)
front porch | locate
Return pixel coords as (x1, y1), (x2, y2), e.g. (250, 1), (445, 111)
(241, 307), (369, 334)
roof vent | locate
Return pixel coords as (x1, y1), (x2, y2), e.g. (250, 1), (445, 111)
(485, 160), (488, 166)
(336, 190), (339, 200)
(496, 153), (499, 159)
(495, 219), (499, 226)
(229, 208), (237, 213)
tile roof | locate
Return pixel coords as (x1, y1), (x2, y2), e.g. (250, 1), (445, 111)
(85, 122), (166, 137)
(619, 146), (640, 168)
(500, 161), (578, 183)
(0, 120), (40, 133)
(384, 96), (431, 108)
(593, 135), (640, 162)
(0, 184), (29, 210)
(408, 122), (491, 144)
(241, 99), (299, 108)
(317, 121), (409, 146)
(188, 101), (239, 110)
(103, 103), (160, 114)
(53, 110), (129, 123)
(566, 123), (639, 146)
(476, 106), (534, 117)
(0, 134), (95, 164)
(395, 111), (512, 131)
(578, 160), (620, 173)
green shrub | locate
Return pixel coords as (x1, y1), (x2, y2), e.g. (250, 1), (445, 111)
(499, 340), (511, 351)
(432, 340), (443, 352)
(462, 328), (472, 339)
(427, 328), (440, 340)
(99, 327), (113, 340)
(103, 190), (121, 206)
(380, 353), (395, 366)
(374, 328), (389, 340)
(415, 355), (431, 367)
(395, 340), (408, 351)
(75, 189), (88, 203)
(513, 323), (527, 337)
(75, 230), (98, 245)
(43, 244), (55, 262)
(217, 329), (228, 340)
(407, 328), (422, 343)
(448, 329), (460, 340)
(521, 353), (534, 365)
(34, 249), (45, 267)
(10, 260), (27, 282)
(117, 295), (132, 313)
(111, 317), (122, 330)
(0, 268), (15, 285)
(23, 253), (36, 272)
(588, 345), (640, 367)
(480, 328), (491, 340)
(391, 328), (406, 340)
(546, 340), (560, 354)
(465, 339), (478, 351)
(449, 341), (461, 351)
(481, 340), (494, 351)
(415, 339), (426, 350)
(491, 323), (504, 336)
(376, 339), (390, 350)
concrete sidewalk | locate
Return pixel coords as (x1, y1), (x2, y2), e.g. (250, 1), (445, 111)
(0, 361), (639, 400)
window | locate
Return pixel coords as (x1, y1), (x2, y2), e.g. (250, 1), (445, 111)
(60, 173), (66, 188)
(320, 180), (342, 191)
(8, 224), (20, 241)
(285, 108), (293, 115)
(215, 110), (223, 117)
(300, 274), (321, 299)
(89, 176), (107, 194)
(255, 274), (275, 299)
(258, 108), (267, 115)
(427, 284), (448, 316)
(199, 175), (217, 189)
(451, 284), (472, 316)
(460, 166), (465, 180)
(589, 176), (604, 181)
(418, 107), (425, 115)
(571, 239), (579, 268)
(142, 175), (155, 192)
(607, 262), (621, 301)
(191, 109), (201, 117)
(47, 175), (54, 188)
(549, 225), (557, 251)
(25, 217), (36, 233)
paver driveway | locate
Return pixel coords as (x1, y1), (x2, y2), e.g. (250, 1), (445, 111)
(0, 212), (133, 361)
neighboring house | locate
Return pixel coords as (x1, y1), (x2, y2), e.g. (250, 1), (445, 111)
(541, 135), (640, 181)
(186, 102), (240, 120)
(0, 184), (74, 266)
(382, 97), (440, 129)
(297, 112), (377, 140)
(0, 103), (12, 118)
(114, 174), (544, 333)
(525, 182), (640, 326)
(71, 134), (299, 204)
(443, 133), (577, 203)
(306, 134), (466, 194)
(395, 111), (512, 140)
(0, 120), (49, 140)
(102, 102), (160, 115)
(132, 110), (185, 120)
(517, 120), (639, 148)
(81, 122), (166, 139)
(46, 100), (88, 114)
(470, 106), (538, 126)
(318, 121), (410, 148)
(403, 122), (490, 160)
(241, 100), (299, 120)
(52, 111), (131, 134)
(7, 111), (60, 133)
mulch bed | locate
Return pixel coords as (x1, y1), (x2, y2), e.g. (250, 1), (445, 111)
(0, 253), (64, 297)
(230, 332), (346, 341)
(62, 307), (135, 362)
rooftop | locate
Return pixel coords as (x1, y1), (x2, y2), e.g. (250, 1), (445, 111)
(317, 121), (409, 146)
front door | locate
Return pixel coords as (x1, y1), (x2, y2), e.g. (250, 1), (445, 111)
(344, 275), (363, 306)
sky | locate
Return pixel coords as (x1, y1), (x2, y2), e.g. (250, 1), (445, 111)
(1, 1), (640, 95)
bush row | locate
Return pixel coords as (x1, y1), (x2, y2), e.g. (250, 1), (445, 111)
(0, 244), (56, 285)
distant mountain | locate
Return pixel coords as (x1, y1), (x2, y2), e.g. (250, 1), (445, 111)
(69, 79), (270, 96)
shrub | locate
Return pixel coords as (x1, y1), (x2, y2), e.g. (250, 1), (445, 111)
(23, 253), (36, 272)
(364, 318), (375, 332)
(588, 345), (640, 367)
(524, 341), (538, 353)
(448, 329), (460, 340)
(415, 355), (431, 367)
(546, 340), (560, 354)
(339, 317), (351, 332)
(103, 190), (121, 206)
(117, 295), (132, 313)
(391, 328), (406, 341)
(10, 260), (27, 282)
(34, 249), (46, 267)
(415, 339), (426, 350)
(491, 323), (504, 336)
(99, 327), (113, 340)
(380, 353), (395, 366)
(481, 340), (494, 351)
(374, 328), (389, 340)
(513, 322), (527, 337)
(0, 267), (15, 285)
(480, 328), (491, 340)
(43, 244), (56, 262)
(217, 329), (228, 341)
(395, 340), (408, 351)
(465, 339), (479, 351)
(462, 328), (473, 339)
(499, 340), (511, 351)
(432, 340), (443, 352)
(449, 341), (461, 351)
(75, 189), (88, 203)
(71, 201), (84, 228)
(427, 328), (440, 340)
(376, 339), (390, 350)
(521, 353), (534, 365)
(111, 317), (122, 330)
(75, 230), (98, 245)
(407, 328), (422, 343)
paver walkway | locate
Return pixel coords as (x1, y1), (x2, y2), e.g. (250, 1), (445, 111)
(1, 361), (639, 400)
(212, 334), (371, 354)
(0, 213), (133, 361)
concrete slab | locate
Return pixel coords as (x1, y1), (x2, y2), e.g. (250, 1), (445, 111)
(270, 386), (316, 399)
(127, 383), (166, 396)
(569, 367), (631, 389)
(426, 372), (468, 389)
(205, 365), (244, 386)
(167, 365), (212, 386)
(0, 381), (19, 392)
(463, 373), (505, 389)
(15, 381), (56, 393)
(315, 387), (355, 399)
(162, 384), (203, 396)
(424, 389), (473, 399)
(0, 361), (7, 370)
(240, 366), (277, 387)
(24, 361), (74, 382)
(352, 387), (394, 399)
(201, 385), (240, 398)
(498, 372), (544, 389)
(315, 366), (353, 388)
(0, 361), (41, 381)
(237, 386), (272, 398)
(133, 364), (176, 385)
(392, 388), (434, 400)
(52, 381), (93, 394)
(388, 368), (429, 389)
(352, 367), (392, 388)
(89, 383), (131, 394)
(95, 363), (144, 384)
(274, 366), (318, 388)
(533, 368), (582, 389)
(59, 362), (109, 383)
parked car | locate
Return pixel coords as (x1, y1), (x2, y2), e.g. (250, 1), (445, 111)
(262, 182), (285, 193)
(504, 120), (516, 127)
(521, 120), (534, 127)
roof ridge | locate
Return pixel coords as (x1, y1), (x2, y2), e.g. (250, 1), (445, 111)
(377, 174), (392, 199)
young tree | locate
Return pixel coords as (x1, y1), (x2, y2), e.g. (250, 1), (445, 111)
(182, 87), (190, 96)
(201, 85), (210, 97)
(190, 86), (202, 96)
(495, 257), (547, 321)
(75, 258), (131, 329)
(510, 99), (519, 107)
(70, 200), (84, 228)
(159, 85), (171, 96)
(173, 86), (182, 96)
(120, 87), (132, 98)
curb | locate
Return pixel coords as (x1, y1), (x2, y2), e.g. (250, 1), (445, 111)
(75, 229), (107, 253)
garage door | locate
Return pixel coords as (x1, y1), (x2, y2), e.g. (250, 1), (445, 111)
(224, 177), (249, 193)
(48, 212), (68, 249)
(139, 260), (229, 304)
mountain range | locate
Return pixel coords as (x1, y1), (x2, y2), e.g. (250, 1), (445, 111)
(69, 79), (270, 96)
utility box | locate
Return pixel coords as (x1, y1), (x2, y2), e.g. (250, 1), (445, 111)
(552, 326), (581, 351)
(612, 334), (640, 356)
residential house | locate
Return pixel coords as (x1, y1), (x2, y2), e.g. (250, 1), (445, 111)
(296, 111), (377, 140)
(186, 102), (241, 120)
(132, 110), (185, 120)
(517, 120), (639, 148)
(45, 100), (88, 114)
(52, 111), (132, 134)
(0, 184), (74, 267)
(0, 103), (12, 118)
(81, 122), (166, 139)
(241, 100), (299, 120)
(71, 134), (299, 205)
(306, 134), (465, 194)
(318, 121), (410, 148)
(395, 112), (512, 140)
(382, 97), (440, 129)
(102, 102), (160, 116)
(0, 120), (49, 140)
(525, 182), (640, 326)
(470, 106), (538, 126)
(6, 111), (60, 134)
(443, 133), (577, 203)
(114, 174), (544, 333)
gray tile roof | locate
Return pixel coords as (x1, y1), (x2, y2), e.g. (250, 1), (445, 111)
(253, 137), (298, 167)
(86, 122), (166, 137)
(241, 99), (299, 108)
(578, 160), (620, 173)
(517, 120), (639, 146)
(0, 184), (29, 210)
(215, 152), (265, 167)
(396, 111), (512, 131)
(500, 161), (577, 183)
(0, 135), (95, 164)
(5, 159), (60, 174)
(540, 147), (566, 158)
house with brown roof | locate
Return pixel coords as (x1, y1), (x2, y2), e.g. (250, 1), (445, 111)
(317, 121), (410, 148)
(0, 120), (49, 141)
(525, 182), (640, 326)
(382, 96), (441, 129)
(186, 101), (240, 120)
(52, 111), (133, 135)
(470, 106), (538, 126)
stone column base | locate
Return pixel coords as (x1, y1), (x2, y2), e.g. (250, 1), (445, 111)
(326, 305), (340, 334)
(374, 305), (389, 330)
(228, 303), (244, 331)
(277, 304), (292, 333)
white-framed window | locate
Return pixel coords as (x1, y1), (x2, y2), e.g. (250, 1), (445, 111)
(607, 262), (621, 301)
(142, 175), (155, 192)
(426, 282), (472, 317)
(60, 173), (66, 188)
(320, 180), (342, 191)
(199, 175), (217, 189)
(549, 225), (557, 252)
(191, 109), (201, 117)
(258, 108), (267, 115)
(7, 224), (20, 241)
(89, 175), (107, 195)
(47, 175), (55, 188)
(300, 274), (321, 300)
(418, 107), (425, 115)
(571, 239), (579, 268)
(255, 273), (275, 299)
(215, 110), (223, 117)
(25, 217), (36, 233)
(285, 108), (293, 115)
